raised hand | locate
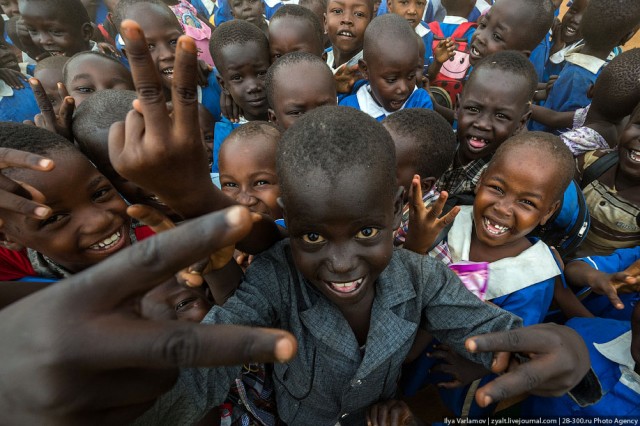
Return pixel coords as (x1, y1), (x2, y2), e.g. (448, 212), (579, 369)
(28, 78), (74, 141)
(566, 259), (640, 310)
(465, 323), (590, 407)
(403, 175), (460, 254)
(0, 68), (26, 89)
(334, 63), (361, 94)
(0, 206), (297, 426)
(433, 38), (455, 65)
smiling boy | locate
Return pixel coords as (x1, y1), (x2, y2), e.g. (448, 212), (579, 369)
(324, 0), (372, 72)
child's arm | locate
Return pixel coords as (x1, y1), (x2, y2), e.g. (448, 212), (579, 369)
(108, 21), (282, 254)
(426, 38), (455, 82)
(402, 175), (460, 254)
(552, 277), (594, 319)
(367, 400), (424, 426)
(565, 258), (640, 310)
(0, 207), (297, 426)
(429, 343), (490, 389)
(530, 104), (575, 131)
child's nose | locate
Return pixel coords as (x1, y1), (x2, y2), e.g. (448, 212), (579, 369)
(236, 190), (257, 207)
(81, 207), (116, 235)
(325, 244), (357, 275)
(157, 44), (175, 61)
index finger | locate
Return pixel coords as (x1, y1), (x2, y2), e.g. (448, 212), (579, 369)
(0, 147), (54, 170)
(172, 36), (200, 139)
(466, 327), (551, 355)
(119, 20), (170, 136)
(28, 78), (56, 128)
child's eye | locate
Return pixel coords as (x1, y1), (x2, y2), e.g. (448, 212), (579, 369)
(384, 77), (397, 83)
(92, 187), (113, 201)
(519, 199), (536, 208)
(286, 110), (303, 116)
(39, 213), (67, 228)
(495, 113), (509, 120)
(169, 39), (178, 48)
(492, 33), (502, 42)
(222, 182), (239, 188)
(257, 70), (268, 78)
(354, 10), (366, 17)
(488, 185), (504, 194)
(147, 43), (155, 51)
(302, 232), (326, 244)
(74, 86), (95, 94)
(355, 227), (379, 239)
(175, 297), (197, 312)
(273, 53), (282, 60)
(464, 106), (479, 113)
(331, 8), (343, 14)
(254, 180), (270, 186)
(50, 30), (64, 36)
(229, 74), (242, 82)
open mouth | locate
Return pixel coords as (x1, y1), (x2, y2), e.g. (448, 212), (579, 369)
(337, 30), (355, 38)
(389, 98), (407, 110)
(470, 45), (481, 58)
(161, 67), (174, 80)
(88, 226), (127, 254)
(46, 50), (65, 56)
(628, 149), (640, 163)
(483, 217), (510, 236)
(467, 136), (489, 151)
(563, 25), (577, 36)
(326, 277), (364, 294)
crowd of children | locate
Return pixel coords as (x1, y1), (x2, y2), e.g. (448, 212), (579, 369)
(0, 0), (639, 423)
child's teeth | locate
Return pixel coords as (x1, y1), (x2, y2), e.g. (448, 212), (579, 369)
(629, 149), (640, 162)
(329, 278), (363, 293)
(484, 218), (509, 235)
(90, 231), (121, 250)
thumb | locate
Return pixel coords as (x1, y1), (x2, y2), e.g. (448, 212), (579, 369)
(604, 283), (624, 310)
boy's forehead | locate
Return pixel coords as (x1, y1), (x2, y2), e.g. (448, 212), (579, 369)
(220, 41), (269, 66)
(327, 0), (372, 11)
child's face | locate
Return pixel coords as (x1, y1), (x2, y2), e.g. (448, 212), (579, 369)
(269, 63), (337, 130)
(219, 134), (282, 219)
(387, 0), (427, 29)
(324, 0), (371, 56)
(198, 106), (215, 169)
(284, 165), (401, 312)
(142, 279), (212, 322)
(617, 107), (640, 184)
(561, 0), (588, 46)
(34, 68), (64, 109)
(125, 4), (183, 90)
(0, 0), (19, 18)
(65, 55), (134, 106)
(361, 40), (418, 112)
(473, 145), (560, 250)
(469, 1), (532, 65)
(229, 0), (265, 25)
(0, 150), (132, 273)
(18, 2), (91, 57)
(268, 17), (325, 62)
(218, 41), (270, 121)
(456, 69), (531, 164)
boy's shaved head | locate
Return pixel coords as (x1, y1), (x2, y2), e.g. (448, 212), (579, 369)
(0, 122), (76, 159)
(468, 51), (538, 101)
(277, 106), (397, 201)
(511, 0), (555, 50)
(210, 20), (269, 68)
(491, 132), (574, 201)
(363, 13), (415, 58)
(113, 0), (172, 30)
(581, 0), (640, 53)
(265, 51), (333, 107)
(19, 0), (91, 27)
(591, 48), (640, 121)
(383, 108), (456, 180)
(226, 120), (280, 141)
(34, 55), (69, 74)
(62, 51), (129, 86)
(270, 4), (324, 47)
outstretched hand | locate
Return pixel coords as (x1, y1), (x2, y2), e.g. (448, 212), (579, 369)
(434, 38), (456, 64)
(465, 323), (590, 407)
(334, 63), (361, 94)
(402, 175), (460, 254)
(591, 259), (640, 309)
(0, 206), (297, 425)
(28, 78), (74, 141)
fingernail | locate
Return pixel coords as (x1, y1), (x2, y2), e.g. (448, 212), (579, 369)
(121, 21), (141, 39)
(179, 36), (197, 54)
(28, 78), (38, 86)
(34, 206), (50, 218)
(483, 395), (492, 406)
(275, 337), (295, 362)
(225, 206), (243, 227)
(466, 339), (477, 352)
(38, 159), (52, 168)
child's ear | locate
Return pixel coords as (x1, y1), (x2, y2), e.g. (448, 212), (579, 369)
(0, 232), (25, 252)
(587, 84), (595, 100)
(515, 103), (533, 134)
(392, 186), (404, 229)
(420, 176), (436, 193)
(323, 12), (328, 34)
(358, 59), (369, 80)
(540, 200), (561, 226)
(81, 22), (93, 42)
(216, 74), (230, 95)
(386, 0), (393, 12)
(268, 108), (277, 125)
(520, 49), (532, 58)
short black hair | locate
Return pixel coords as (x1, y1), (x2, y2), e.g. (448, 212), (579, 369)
(72, 89), (137, 160)
(277, 106), (396, 201)
(62, 51), (131, 87)
(34, 55), (69, 75)
(298, 0), (327, 13)
(467, 50), (538, 102)
(270, 4), (324, 48)
(19, 0), (91, 28)
(265, 51), (333, 108)
(363, 13), (416, 60)
(113, 0), (176, 31)
(581, 0), (640, 53)
(382, 108), (456, 180)
(210, 20), (269, 69)
(0, 122), (77, 158)
(503, 0), (555, 51)
(591, 48), (640, 121)
(491, 131), (574, 201)
(226, 120), (280, 141)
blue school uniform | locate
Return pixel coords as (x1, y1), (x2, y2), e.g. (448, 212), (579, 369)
(571, 246), (640, 321)
(521, 317), (639, 417)
(529, 31), (551, 82)
(414, 21), (434, 64)
(403, 206), (561, 417)
(466, 0), (491, 23)
(377, 0), (442, 23)
(0, 80), (40, 123)
(530, 48), (605, 134)
(338, 84), (433, 121)
(199, 70), (222, 122)
(211, 117), (245, 173)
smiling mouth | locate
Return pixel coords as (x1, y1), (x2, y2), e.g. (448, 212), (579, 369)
(628, 149), (640, 163)
(483, 217), (510, 236)
(327, 277), (364, 294)
(564, 25), (577, 36)
(88, 227), (126, 252)
(337, 30), (355, 38)
(470, 45), (481, 58)
(161, 67), (174, 79)
(467, 136), (489, 150)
